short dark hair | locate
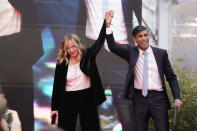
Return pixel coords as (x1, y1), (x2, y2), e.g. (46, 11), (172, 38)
(132, 25), (148, 37)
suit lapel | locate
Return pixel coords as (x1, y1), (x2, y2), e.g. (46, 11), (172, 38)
(151, 46), (163, 79)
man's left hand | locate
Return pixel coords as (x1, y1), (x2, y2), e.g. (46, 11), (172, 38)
(174, 99), (183, 113)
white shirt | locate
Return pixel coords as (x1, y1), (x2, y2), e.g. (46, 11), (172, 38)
(66, 62), (91, 91)
(85, 0), (128, 44)
(85, 0), (104, 40)
(134, 47), (163, 91)
(0, 0), (21, 36)
(108, 0), (128, 44)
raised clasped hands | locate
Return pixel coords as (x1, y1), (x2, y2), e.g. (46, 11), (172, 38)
(105, 10), (114, 28)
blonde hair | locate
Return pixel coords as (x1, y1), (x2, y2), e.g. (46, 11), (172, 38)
(57, 34), (85, 64)
(0, 93), (7, 119)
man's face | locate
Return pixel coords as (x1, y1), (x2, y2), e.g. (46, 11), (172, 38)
(133, 30), (150, 51)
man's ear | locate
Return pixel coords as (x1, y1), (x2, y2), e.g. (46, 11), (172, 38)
(132, 37), (136, 43)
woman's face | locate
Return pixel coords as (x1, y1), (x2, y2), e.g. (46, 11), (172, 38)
(66, 40), (79, 59)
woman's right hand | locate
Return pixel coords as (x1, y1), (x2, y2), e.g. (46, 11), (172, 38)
(50, 110), (58, 125)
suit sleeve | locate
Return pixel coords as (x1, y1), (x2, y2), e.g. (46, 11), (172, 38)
(106, 33), (130, 62)
(51, 63), (61, 111)
(164, 51), (181, 100)
(89, 20), (106, 58)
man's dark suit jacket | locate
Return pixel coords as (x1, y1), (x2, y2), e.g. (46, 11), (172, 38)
(51, 21), (106, 111)
(106, 33), (181, 109)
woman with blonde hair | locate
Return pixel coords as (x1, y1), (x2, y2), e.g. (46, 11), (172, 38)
(50, 15), (111, 130)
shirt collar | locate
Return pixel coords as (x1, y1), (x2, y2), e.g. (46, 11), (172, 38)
(138, 45), (151, 55)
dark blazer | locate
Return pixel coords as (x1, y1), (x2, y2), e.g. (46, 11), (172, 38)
(106, 33), (181, 109)
(51, 21), (106, 111)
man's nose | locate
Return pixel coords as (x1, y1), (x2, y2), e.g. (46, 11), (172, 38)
(141, 36), (146, 40)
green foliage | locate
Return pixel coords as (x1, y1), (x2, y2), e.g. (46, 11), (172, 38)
(167, 60), (197, 131)
(149, 59), (197, 131)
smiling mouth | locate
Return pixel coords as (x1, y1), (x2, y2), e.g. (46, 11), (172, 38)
(142, 42), (147, 46)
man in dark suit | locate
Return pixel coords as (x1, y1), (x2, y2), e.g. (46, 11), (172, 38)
(105, 11), (182, 131)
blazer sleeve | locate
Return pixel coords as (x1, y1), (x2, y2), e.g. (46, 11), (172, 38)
(163, 50), (181, 100)
(89, 20), (106, 58)
(51, 63), (61, 111)
(106, 33), (130, 62)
